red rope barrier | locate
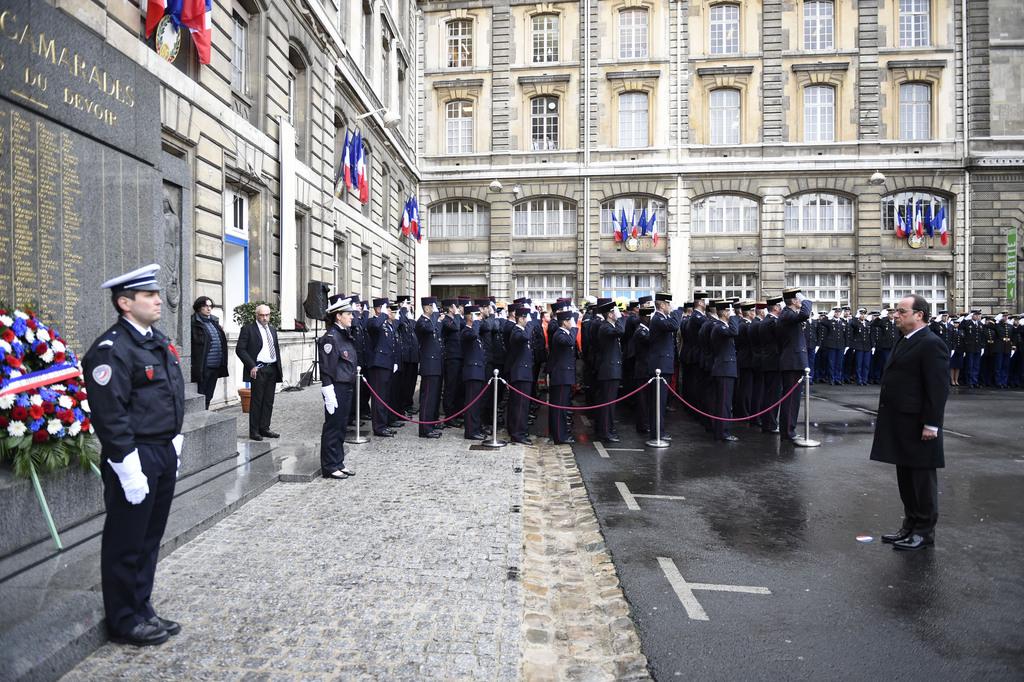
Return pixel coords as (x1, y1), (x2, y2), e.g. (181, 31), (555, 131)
(663, 376), (804, 422)
(360, 376), (493, 425)
(501, 377), (654, 411)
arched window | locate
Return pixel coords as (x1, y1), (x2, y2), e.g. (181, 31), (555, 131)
(532, 14), (559, 63)
(709, 89), (740, 145)
(429, 200), (490, 239)
(692, 194), (758, 234)
(785, 193), (853, 232)
(803, 1), (834, 51)
(899, 83), (931, 141)
(803, 85), (835, 142)
(881, 191), (949, 236)
(531, 96), (559, 151)
(618, 92), (649, 148)
(514, 198), (576, 237)
(286, 45), (309, 161)
(447, 19), (473, 67)
(600, 196), (666, 236)
(445, 100), (474, 154)
(618, 9), (649, 59)
(709, 4), (739, 55)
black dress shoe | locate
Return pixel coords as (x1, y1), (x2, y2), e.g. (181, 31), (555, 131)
(322, 470), (350, 480)
(722, 435), (739, 442)
(603, 436), (621, 443)
(259, 430), (280, 438)
(109, 622), (169, 646)
(893, 533), (934, 551)
(451, 419), (464, 428)
(249, 433), (263, 441)
(374, 430), (395, 438)
(466, 433), (486, 441)
(512, 437), (533, 445)
(147, 616), (181, 636)
(419, 431), (442, 439)
(881, 528), (913, 544)
(388, 421), (405, 428)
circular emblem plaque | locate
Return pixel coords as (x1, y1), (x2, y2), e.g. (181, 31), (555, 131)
(908, 232), (924, 249)
(624, 236), (641, 252)
(155, 16), (182, 63)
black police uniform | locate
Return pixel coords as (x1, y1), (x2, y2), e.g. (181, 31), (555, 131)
(647, 310), (679, 435)
(777, 299), (812, 439)
(367, 312), (399, 435)
(547, 324), (577, 443)
(83, 318), (185, 640)
(416, 311), (444, 436)
(319, 323), (357, 475)
(595, 319), (624, 441)
(460, 319), (487, 438)
(506, 324), (534, 442)
(441, 313), (464, 419)
(758, 313), (781, 432)
(710, 316), (740, 440)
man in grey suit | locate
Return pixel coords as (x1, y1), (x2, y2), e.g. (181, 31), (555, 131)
(870, 294), (950, 551)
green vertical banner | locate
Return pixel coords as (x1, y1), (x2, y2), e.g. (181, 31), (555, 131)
(1009, 230), (1018, 303)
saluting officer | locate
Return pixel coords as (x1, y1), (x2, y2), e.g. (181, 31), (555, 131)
(395, 296), (419, 416)
(460, 305), (487, 440)
(631, 302), (654, 433)
(871, 308), (898, 384)
(758, 297), (783, 434)
(648, 293), (679, 438)
(594, 301), (625, 444)
(547, 309), (578, 444)
(777, 288), (813, 440)
(734, 301), (756, 420)
(850, 308), (873, 386)
(506, 306), (535, 444)
(709, 301), (741, 441)
(83, 264), (185, 647)
(367, 298), (399, 437)
(959, 309), (983, 387)
(318, 297), (358, 479)
(440, 299), (464, 426)
(415, 297), (444, 438)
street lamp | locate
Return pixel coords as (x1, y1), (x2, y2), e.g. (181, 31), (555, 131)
(355, 107), (401, 129)
(869, 170), (886, 186)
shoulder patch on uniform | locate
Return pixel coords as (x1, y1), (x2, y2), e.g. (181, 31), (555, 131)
(98, 339), (114, 348)
(91, 364), (112, 386)
(323, 343), (333, 354)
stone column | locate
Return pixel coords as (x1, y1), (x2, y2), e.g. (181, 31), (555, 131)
(762, 0), (784, 142)
(490, 0), (512, 151)
(759, 194), (786, 295)
(857, 0), (880, 140)
(669, 186), (691, 302)
(489, 189), (513, 300)
(855, 184), (883, 308)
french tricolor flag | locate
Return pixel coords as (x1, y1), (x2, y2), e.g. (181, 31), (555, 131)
(410, 196), (420, 241)
(146, 0), (183, 38)
(181, 0), (213, 65)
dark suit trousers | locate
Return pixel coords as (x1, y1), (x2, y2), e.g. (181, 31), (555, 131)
(101, 443), (176, 636)
(712, 376), (735, 440)
(735, 369), (753, 418)
(595, 379), (619, 439)
(443, 359), (463, 416)
(871, 349), (890, 383)
(463, 379), (484, 438)
(249, 363), (278, 435)
(896, 466), (939, 536)
(320, 383), (352, 474)
(548, 384), (571, 443)
(750, 370), (764, 423)
(778, 370), (804, 438)
(418, 375), (441, 436)
(401, 362), (419, 409)
(760, 371), (781, 430)
(367, 367), (393, 434)
(508, 380), (532, 441)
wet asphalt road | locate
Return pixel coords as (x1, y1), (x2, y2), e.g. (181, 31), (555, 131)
(569, 384), (1024, 680)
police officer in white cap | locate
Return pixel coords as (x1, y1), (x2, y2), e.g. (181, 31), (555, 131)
(319, 296), (358, 479)
(83, 264), (185, 646)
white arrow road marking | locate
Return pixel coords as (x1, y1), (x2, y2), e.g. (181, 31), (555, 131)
(658, 557), (771, 621)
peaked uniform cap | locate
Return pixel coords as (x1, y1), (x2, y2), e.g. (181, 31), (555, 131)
(372, 297), (389, 308)
(655, 292), (672, 302)
(638, 295), (653, 304)
(556, 310), (574, 322)
(767, 296), (784, 306)
(326, 297), (355, 314)
(421, 297), (438, 306)
(464, 305), (480, 314)
(102, 264), (161, 291)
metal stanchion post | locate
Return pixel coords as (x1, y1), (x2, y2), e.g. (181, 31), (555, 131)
(645, 370), (670, 449)
(346, 366), (369, 444)
(793, 367), (820, 448)
(483, 370), (507, 448)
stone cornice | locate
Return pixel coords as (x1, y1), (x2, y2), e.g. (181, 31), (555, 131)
(791, 62), (851, 73)
(517, 74), (572, 85)
(606, 70), (661, 80)
(886, 60), (947, 70)
(695, 66), (755, 77)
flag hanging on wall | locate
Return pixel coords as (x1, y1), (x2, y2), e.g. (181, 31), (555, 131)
(342, 130), (352, 191)
(649, 211), (659, 247)
(181, 0), (213, 64)
(935, 205), (949, 245)
(410, 197), (420, 241)
(400, 197), (411, 237)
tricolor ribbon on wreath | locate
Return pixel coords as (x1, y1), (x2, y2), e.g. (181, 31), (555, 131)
(0, 363), (83, 398)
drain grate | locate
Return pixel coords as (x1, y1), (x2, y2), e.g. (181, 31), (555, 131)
(507, 566), (520, 580)
(510, 504), (521, 513)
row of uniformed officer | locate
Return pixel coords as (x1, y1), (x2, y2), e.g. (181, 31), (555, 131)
(318, 296), (358, 479)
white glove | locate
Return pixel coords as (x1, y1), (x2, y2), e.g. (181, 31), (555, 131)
(871, 347), (876, 353)
(814, 346), (820, 353)
(980, 349), (985, 356)
(321, 385), (338, 414)
(172, 434), (184, 478)
(393, 363), (399, 373)
(109, 451), (149, 505)
(844, 347), (849, 354)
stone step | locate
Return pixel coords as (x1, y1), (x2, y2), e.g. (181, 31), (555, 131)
(184, 383), (206, 414)
(0, 439), (280, 682)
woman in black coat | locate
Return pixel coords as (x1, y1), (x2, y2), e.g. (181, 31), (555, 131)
(191, 296), (229, 408)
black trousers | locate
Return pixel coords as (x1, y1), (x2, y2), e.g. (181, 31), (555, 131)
(367, 366), (393, 435)
(249, 363), (278, 435)
(750, 370), (764, 423)
(507, 380), (532, 441)
(463, 379), (484, 438)
(443, 359), (463, 417)
(760, 371), (781, 431)
(712, 376), (735, 440)
(779, 370), (804, 439)
(647, 378), (668, 436)
(400, 362), (418, 411)
(197, 367), (221, 409)
(548, 383), (571, 443)
(101, 442), (176, 637)
(418, 375), (442, 435)
(320, 382), (353, 474)
(595, 379), (619, 439)
(734, 368), (753, 418)
(896, 466), (939, 536)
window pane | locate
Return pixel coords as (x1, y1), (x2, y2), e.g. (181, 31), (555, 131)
(899, 0), (930, 48)
(883, 272), (946, 314)
(533, 15), (559, 63)
(430, 200), (490, 239)
(709, 89), (740, 145)
(804, 86), (835, 143)
(447, 20), (472, 67)
(531, 96), (559, 151)
(899, 83), (931, 141)
(692, 195), (758, 233)
(803, 1), (834, 51)
(446, 100), (473, 154)
(618, 92), (649, 148)
(619, 9), (649, 59)
(600, 273), (664, 300)
(710, 4), (739, 55)
(515, 275), (576, 304)
(691, 273), (756, 301)
(599, 196), (666, 236)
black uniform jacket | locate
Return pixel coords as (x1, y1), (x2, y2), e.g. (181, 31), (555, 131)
(547, 326), (578, 387)
(460, 320), (486, 381)
(777, 300), (813, 372)
(416, 314), (444, 376)
(507, 325), (534, 382)
(596, 320), (625, 381)
(319, 324), (357, 386)
(710, 316), (741, 378)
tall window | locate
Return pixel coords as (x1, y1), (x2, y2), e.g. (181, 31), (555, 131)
(882, 272), (946, 313)
(532, 14), (559, 63)
(692, 273), (757, 301)
(231, 13), (247, 93)
(618, 9), (649, 59)
(785, 193), (854, 232)
(515, 275), (575, 305)
(804, 85), (835, 143)
(601, 274), (664, 301)
(692, 195), (758, 234)
(286, 72), (295, 125)
(898, 0), (930, 48)
(429, 200), (490, 239)
(445, 100), (474, 154)
(334, 237), (349, 295)
(514, 198), (576, 237)
(881, 191), (949, 234)
(447, 19), (473, 67)
(600, 196), (667, 236)
(784, 273), (852, 309)
(710, 4), (740, 55)
(531, 96), (559, 151)
(709, 89), (740, 145)
(899, 83), (931, 141)
(618, 92), (649, 148)
(382, 256), (392, 297)
(363, 6), (373, 77)
(803, 1), (834, 51)
(286, 46), (308, 161)
(381, 165), (391, 230)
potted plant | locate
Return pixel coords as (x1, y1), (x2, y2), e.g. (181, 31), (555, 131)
(231, 301), (281, 413)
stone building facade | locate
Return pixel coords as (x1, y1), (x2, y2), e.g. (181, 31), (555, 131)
(50, 0), (422, 405)
(418, 0), (1024, 313)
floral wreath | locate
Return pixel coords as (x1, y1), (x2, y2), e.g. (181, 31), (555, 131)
(0, 306), (99, 478)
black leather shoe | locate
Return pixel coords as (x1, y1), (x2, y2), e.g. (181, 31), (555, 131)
(109, 622), (169, 646)
(512, 437), (533, 445)
(466, 433), (486, 441)
(322, 470), (349, 480)
(374, 431), (395, 438)
(248, 433), (263, 441)
(603, 436), (621, 443)
(893, 534), (934, 551)
(260, 430), (280, 438)
(419, 431), (442, 439)
(147, 616), (181, 636)
(881, 528), (913, 544)
(452, 419), (464, 428)
(388, 421), (405, 428)
(722, 435), (739, 442)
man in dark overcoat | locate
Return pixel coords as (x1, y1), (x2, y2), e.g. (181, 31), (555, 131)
(870, 294), (950, 551)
